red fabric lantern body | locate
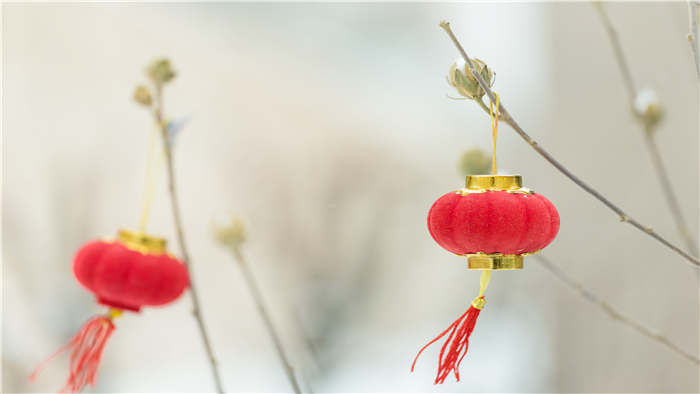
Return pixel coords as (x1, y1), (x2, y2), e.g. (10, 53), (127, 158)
(413, 175), (560, 384)
(428, 186), (559, 258)
(74, 231), (189, 312)
(32, 229), (188, 392)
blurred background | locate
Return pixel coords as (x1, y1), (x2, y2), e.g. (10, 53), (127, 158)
(2, 2), (698, 392)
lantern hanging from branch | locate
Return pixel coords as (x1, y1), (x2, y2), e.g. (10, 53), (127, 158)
(31, 229), (189, 392)
(411, 174), (560, 384)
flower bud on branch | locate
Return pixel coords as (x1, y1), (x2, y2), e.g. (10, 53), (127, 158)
(448, 58), (495, 100)
(148, 58), (176, 86)
(133, 85), (153, 106)
(458, 148), (491, 176)
(214, 218), (247, 250)
(633, 88), (664, 130)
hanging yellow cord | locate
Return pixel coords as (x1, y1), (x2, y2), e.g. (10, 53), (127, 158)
(471, 270), (491, 310)
(488, 93), (500, 175)
(478, 270), (491, 297)
(138, 126), (165, 232)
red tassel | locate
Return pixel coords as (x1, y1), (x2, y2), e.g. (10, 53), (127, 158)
(411, 297), (484, 384)
(30, 315), (116, 393)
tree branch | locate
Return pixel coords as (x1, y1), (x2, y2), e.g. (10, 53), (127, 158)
(229, 246), (302, 394)
(593, 2), (637, 100)
(642, 125), (699, 257)
(688, 0), (700, 79)
(594, 3), (699, 258)
(153, 85), (225, 394)
(534, 254), (699, 365)
(439, 21), (700, 268)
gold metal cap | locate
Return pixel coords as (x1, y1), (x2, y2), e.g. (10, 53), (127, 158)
(117, 229), (167, 255)
(465, 174), (522, 191)
(471, 297), (486, 310)
(467, 253), (523, 270)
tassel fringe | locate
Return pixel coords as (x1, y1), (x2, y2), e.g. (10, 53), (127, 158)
(30, 313), (117, 393)
(412, 270), (490, 384)
(411, 297), (484, 384)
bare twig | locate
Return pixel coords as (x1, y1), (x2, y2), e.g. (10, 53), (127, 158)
(593, 3), (637, 99)
(534, 254), (699, 365)
(439, 21), (700, 268)
(290, 307), (318, 393)
(642, 125), (699, 257)
(229, 246), (302, 394)
(153, 85), (225, 394)
(594, 3), (699, 258)
(688, 0), (700, 79)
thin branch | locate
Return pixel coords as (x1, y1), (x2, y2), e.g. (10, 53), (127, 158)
(439, 21), (700, 268)
(153, 85), (225, 394)
(593, 2), (637, 101)
(594, 3), (699, 258)
(229, 246), (302, 394)
(534, 254), (699, 365)
(291, 306), (321, 372)
(642, 125), (699, 257)
(688, 0), (700, 79)
(290, 307), (318, 393)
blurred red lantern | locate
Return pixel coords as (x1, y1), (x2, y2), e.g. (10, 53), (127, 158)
(31, 230), (188, 392)
(74, 231), (189, 312)
(412, 175), (559, 384)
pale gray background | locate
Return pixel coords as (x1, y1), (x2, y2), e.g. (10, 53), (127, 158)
(3, 2), (698, 392)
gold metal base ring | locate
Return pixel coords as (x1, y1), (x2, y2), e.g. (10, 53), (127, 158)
(467, 253), (523, 270)
(466, 174), (522, 190)
(118, 229), (167, 255)
(461, 174), (533, 195)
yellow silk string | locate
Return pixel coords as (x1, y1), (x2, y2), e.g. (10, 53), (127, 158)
(478, 270), (491, 297)
(138, 127), (165, 232)
(471, 270), (492, 310)
(489, 93), (500, 175)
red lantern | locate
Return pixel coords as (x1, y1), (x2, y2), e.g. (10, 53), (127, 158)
(31, 230), (188, 392)
(412, 175), (559, 383)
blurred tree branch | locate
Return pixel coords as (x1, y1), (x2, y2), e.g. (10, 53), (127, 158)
(535, 254), (699, 365)
(254, 147), (399, 385)
(136, 59), (225, 393)
(688, 0), (700, 79)
(439, 21), (700, 268)
(594, 2), (698, 258)
(592, 2), (636, 99)
(215, 220), (302, 394)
